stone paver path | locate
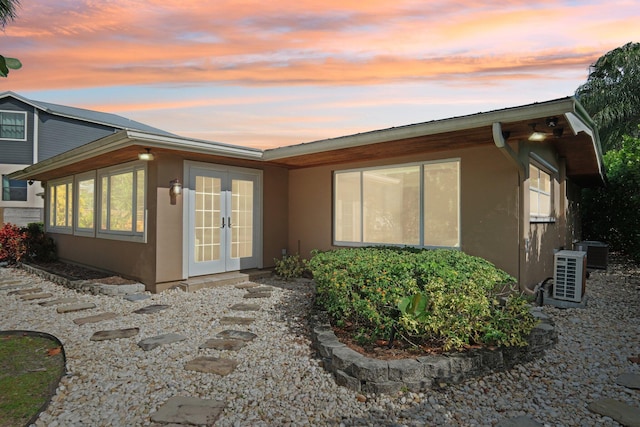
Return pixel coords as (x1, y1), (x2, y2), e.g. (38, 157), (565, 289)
(124, 293), (150, 302)
(73, 312), (118, 325)
(39, 297), (79, 307)
(8, 287), (42, 295)
(216, 329), (257, 342)
(133, 304), (170, 314)
(199, 338), (248, 351)
(90, 327), (140, 341)
(20, 292), (54, 301)
(616, 372), (640, 389)
(150, 396), (225, 425)
(138, 333), (187, 351)
(229, 303), (260, 311)
(185, 356), (239, 376)
(57, 302), (96, 313)
(587, 398), (640, 427)
(219, 316), (255, 325)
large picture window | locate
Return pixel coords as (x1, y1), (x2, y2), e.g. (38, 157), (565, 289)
(0, 111), (27, 140)
(529, 163), (553, 219)
(48, 178), (73, 233)
(97, 163), (146, 239)
(334, 159), (460, 248)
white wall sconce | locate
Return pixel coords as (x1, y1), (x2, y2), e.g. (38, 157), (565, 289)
(138, 148), (155, 161)
(169, 179), (182, 197)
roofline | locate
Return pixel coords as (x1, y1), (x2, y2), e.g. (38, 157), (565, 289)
(263, 97), (585, 161)
(8, 130), (263, 180)
(0, 91), (171, 134)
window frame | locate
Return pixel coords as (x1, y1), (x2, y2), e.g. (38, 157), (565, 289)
(47, 177), (74, 234)
(0, 110), (27, 141)
(2, 175), (28, 201)
(333, 158), (461, 249)
(74, 171), (96, 237)
(96, 161), (147, 243)
(529, 155), (556, 223)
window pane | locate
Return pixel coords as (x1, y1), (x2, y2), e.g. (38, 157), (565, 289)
(231, 179), (253, 259)
(539, 193), (551, 216)
(363, 166), (420, 245)
(2, 177), (27, 201)
(529, 165), (539, 190)
(0, 112), (26, 139)
(67, 183), (73, 228)
(101, 176), (108, 230)
(49, 187), (55, 227)
(109, 172), (133, 231)
(424, 162), (459, 247)
(136, 169), (145, 233)
(335, 172), (362, 242)
(540, 169), (551, 193)
(78, 178), (95, 229)
(55, 183), (67, 227)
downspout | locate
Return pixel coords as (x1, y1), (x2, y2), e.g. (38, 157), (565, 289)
(492, 123), (533, 295)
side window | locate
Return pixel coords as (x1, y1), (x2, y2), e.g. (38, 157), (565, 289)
(75, 172), (96, 235)
(529, 163), (553, 219)
(0, 111), (27, 141)
(2, 175), (28, 201)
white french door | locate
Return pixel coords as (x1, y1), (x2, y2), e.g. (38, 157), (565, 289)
(187, 163), (261, 276)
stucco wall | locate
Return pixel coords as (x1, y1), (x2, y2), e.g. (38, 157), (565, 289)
(288, 145), (521, 281)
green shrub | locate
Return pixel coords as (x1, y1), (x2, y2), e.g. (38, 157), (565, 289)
(274, 253), (308, 280)
(0, 222), (57, 265)
(24, 222), (57, 262)
(309, 247), (536, 351)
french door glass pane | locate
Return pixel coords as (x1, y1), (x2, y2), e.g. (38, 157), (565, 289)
(363, 166), (419, 245)
(424, 162), (459, 247)
(231, 179), (253, 259)
(194, 175), (221, 263)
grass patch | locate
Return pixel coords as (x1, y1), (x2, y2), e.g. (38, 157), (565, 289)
(0, 333), (65, 427)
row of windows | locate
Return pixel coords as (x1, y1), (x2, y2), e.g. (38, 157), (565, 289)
(0, 110), (27, 141)
(48, 162), (146, 242)
(333, 158), (555, 248)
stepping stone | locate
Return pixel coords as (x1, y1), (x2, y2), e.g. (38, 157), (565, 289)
(124, 293), (150, 302)
(0, 282), (27, 290)
(235, 283), (258, 289)
(137, 333), (187, 351)
(243, 292), (271, 299)
(185, 356), (238, 376)
(39, 297), (79, 307)
(73, 312), (118, 325)
(200, 338), (248, 351)
(587, 398), (640, 427)
(151, 396), (225, 425)
(220, 316), (255, 325)
(216, 329), (257, 342)
(21, 292), (54, 301)
(8, 287), (42, 296)
(90, 327), (139, 341)
(245, 286), (274, 293)
(496, 416), (543, 427)
(133, 304), (170, 314)
(616, 372), (640, 389)
(230, 303), (260, 311)
(57, 302), (96, 313)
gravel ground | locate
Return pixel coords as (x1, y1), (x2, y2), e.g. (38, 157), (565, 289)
(0, 259), (638, 427)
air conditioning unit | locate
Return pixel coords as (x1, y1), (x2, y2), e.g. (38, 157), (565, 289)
(553, 250), (587, 302)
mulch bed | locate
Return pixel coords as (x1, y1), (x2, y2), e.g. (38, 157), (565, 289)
(29, 261), (138, 285)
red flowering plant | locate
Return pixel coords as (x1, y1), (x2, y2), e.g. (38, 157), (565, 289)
(0, 223), (27, 264)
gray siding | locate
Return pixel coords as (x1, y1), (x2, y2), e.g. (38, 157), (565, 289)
(0, 98), (35, 165)
(38, 113), (116, 161)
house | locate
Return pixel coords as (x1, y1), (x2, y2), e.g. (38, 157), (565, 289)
(8, 97), (604, 294)
(0, 91), (173, 226)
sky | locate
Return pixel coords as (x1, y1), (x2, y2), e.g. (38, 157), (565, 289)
(2, 0), (639, 149)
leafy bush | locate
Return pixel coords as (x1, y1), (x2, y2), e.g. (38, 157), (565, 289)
(0, 223), (27, 264)
(582, 133), (640, 262)
(0, 222), (57, 265)
(274, 253), (308, 280)
(309, 247), (536, 351)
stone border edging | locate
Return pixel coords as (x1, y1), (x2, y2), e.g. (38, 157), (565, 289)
(309, 307), (557, 394)
(19, 263), (145, 296)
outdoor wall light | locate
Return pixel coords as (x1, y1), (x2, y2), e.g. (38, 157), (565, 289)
(169, 179), (182, 197)
(528, 123), (547, 142)
(546, 117), (559, 128)
(138, 148), (155, 161)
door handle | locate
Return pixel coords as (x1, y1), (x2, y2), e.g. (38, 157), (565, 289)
(228, 217), (232, 228)
(221, 217), (225, 228)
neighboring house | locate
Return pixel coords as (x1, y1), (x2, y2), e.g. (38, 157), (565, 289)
(9, 97), (604, 294)
(0, 91), (173, 226)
